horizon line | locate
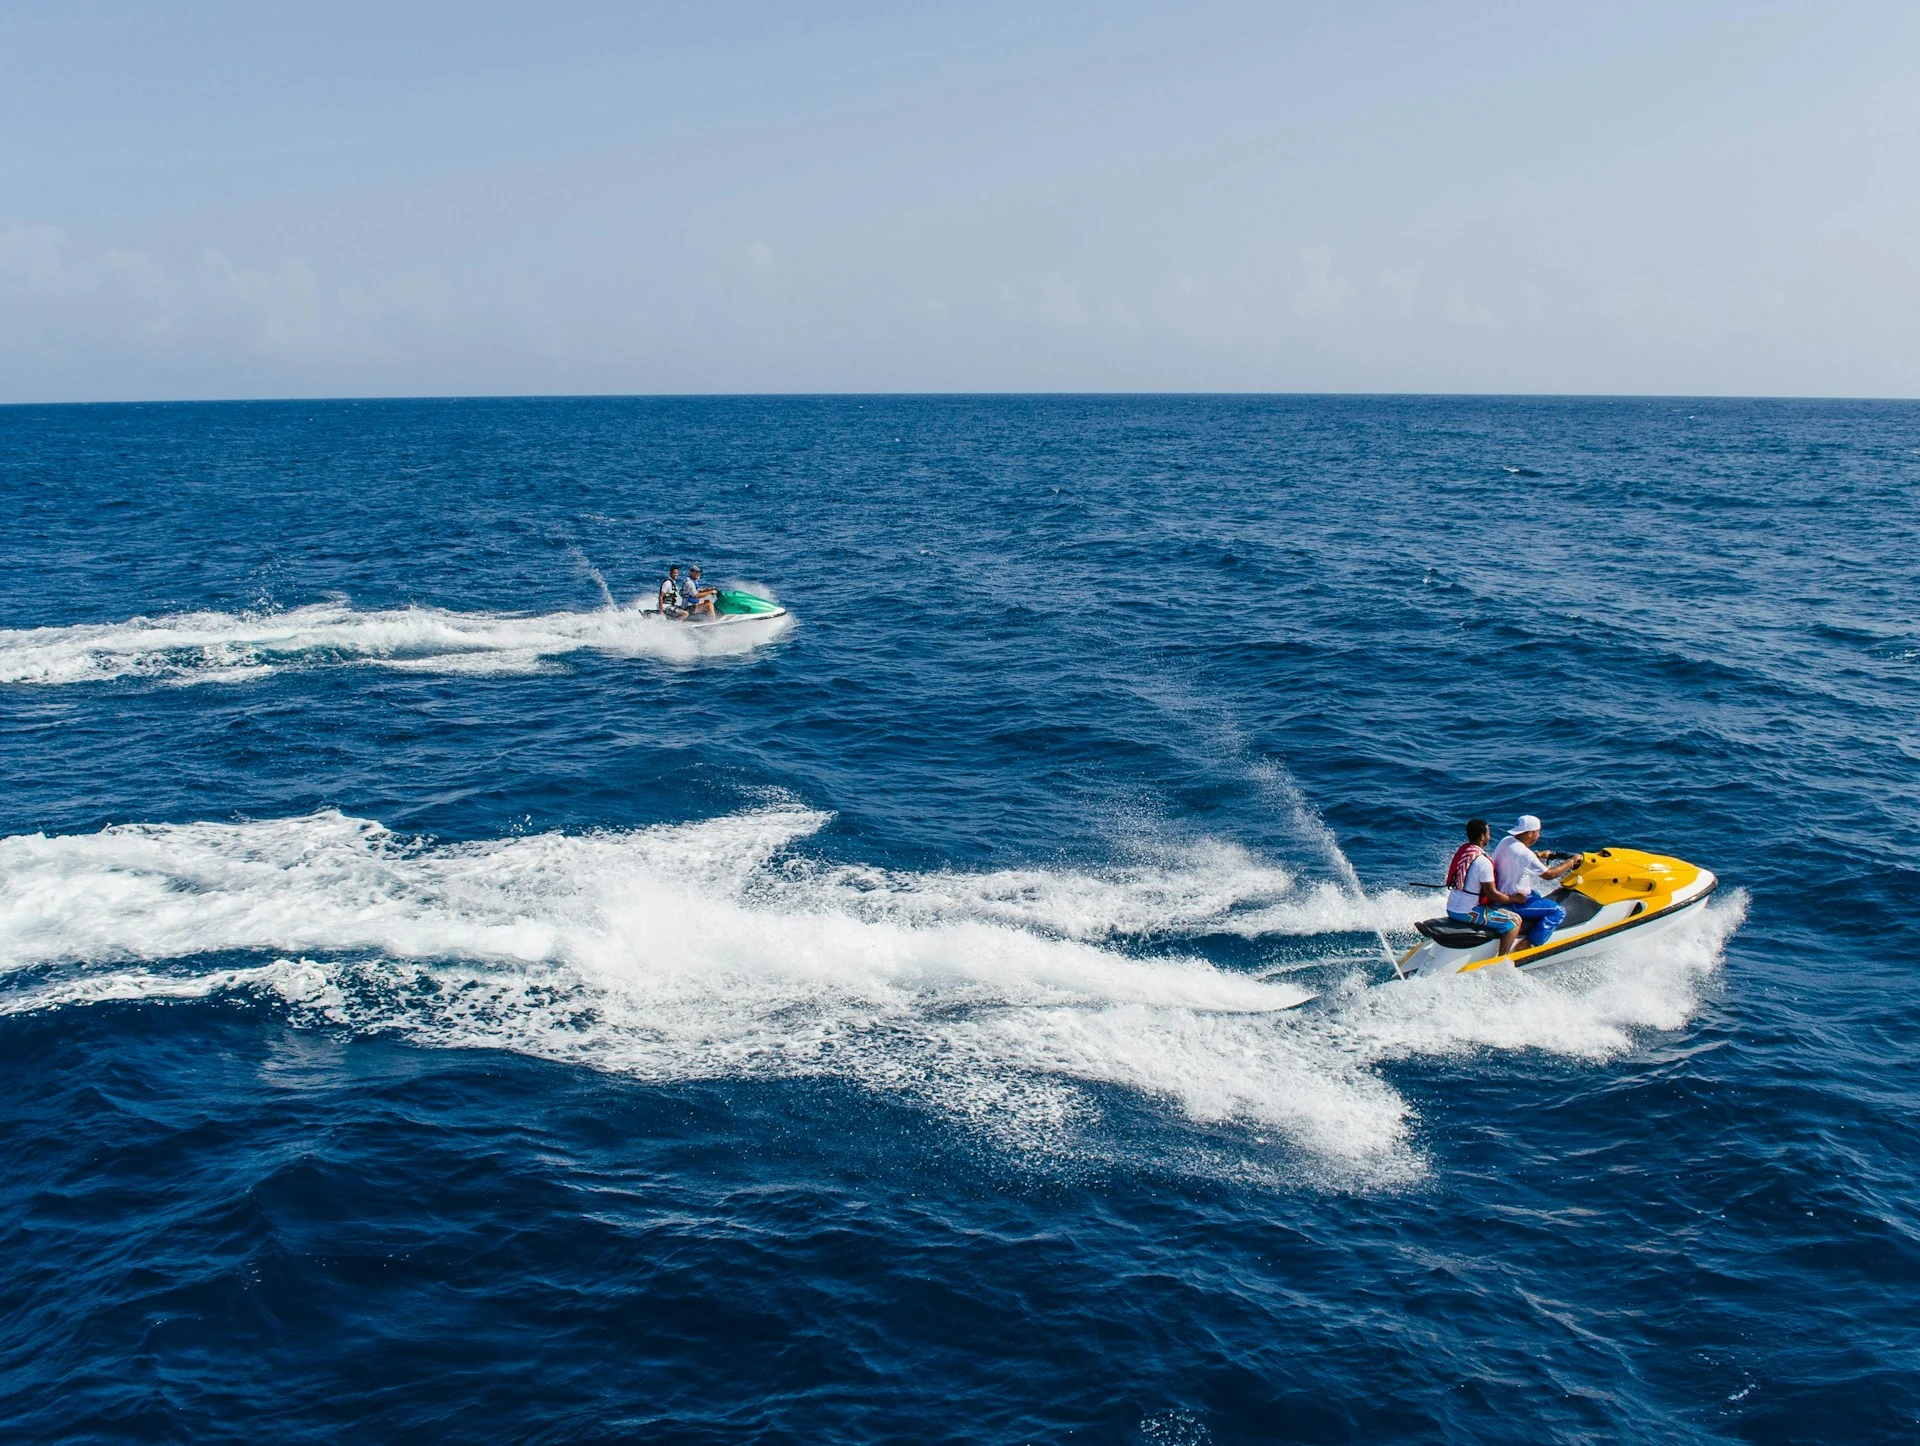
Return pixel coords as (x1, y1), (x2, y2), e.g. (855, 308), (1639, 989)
(6, 388), (1920, 410)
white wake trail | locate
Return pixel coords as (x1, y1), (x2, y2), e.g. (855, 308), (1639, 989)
(0, 810), (1742, 1179)
(0, 599), (791, 685)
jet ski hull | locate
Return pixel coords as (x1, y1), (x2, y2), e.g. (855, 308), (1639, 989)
(1399, 847), (1717, 978)
(643, 609), (788, 630)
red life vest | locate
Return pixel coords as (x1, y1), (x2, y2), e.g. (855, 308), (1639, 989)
(1445, 843), (1486, 893)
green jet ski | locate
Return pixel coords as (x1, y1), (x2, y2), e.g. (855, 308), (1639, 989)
(644, 587), (789, 628)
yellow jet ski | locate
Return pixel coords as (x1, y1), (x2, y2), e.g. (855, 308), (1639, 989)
(1398, 847), (1717, 978)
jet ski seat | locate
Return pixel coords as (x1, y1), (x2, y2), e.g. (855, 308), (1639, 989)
(1414, 917), (1500, 948)
(1413, 890), (1606, 952)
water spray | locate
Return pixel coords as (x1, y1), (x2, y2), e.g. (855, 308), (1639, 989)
(566, 544), (617, 610)
(1248, 759), (1405, 979)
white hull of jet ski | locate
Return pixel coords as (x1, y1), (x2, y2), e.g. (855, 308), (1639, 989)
(639, 606), (788, 630)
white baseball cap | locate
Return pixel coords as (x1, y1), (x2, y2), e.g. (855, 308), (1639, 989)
(1508, 814), (1542, 835)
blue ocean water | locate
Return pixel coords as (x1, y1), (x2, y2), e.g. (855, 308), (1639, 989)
(1, 395), (1916, 1442)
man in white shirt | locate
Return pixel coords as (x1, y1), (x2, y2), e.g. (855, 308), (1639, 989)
(1490, 814), (1580, 949)
(1444, 817), (1528, 957)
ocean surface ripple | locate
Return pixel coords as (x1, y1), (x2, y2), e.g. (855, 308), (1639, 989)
(2, 396), (1916, 1443)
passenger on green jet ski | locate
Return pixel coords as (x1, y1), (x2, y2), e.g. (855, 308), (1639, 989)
(657, 566), (690, 619)
(656, 568), (695, 618)
(1490, 814), (1580, 949)
(1444, 817), (1529, 958)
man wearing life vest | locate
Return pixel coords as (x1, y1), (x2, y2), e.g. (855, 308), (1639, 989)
(1490, 814), (1580, 949)
(1444, 818), (1529, 957)
(658, 565), (691, 619)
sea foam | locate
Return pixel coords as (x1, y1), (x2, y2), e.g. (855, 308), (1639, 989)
(0, 809), (1741, 1179)
(0, 599), (791, 685)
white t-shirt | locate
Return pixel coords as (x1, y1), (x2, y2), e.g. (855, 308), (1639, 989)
(1492, 835), (1545, 899)
(1446, 852), (1496, 916)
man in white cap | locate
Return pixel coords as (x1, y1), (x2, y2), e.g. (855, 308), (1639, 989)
(1490, 815), (1580, 949)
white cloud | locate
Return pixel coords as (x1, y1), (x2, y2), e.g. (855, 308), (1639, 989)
(1036, 279), (1089, 330)
(0, 224), (96, 298)
(1290, 245), (1352, 319)
(99, 249), (180, 333)
(1440, 282), (1501, 332)
(0, 222), (569, 395)
(1377, 264), (1421, 317)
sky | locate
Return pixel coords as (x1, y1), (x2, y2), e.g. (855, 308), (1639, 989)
(3, 0), (1918, 400)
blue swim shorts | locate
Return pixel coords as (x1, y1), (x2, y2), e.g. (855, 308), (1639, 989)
(1449, 905), (1519, 935)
